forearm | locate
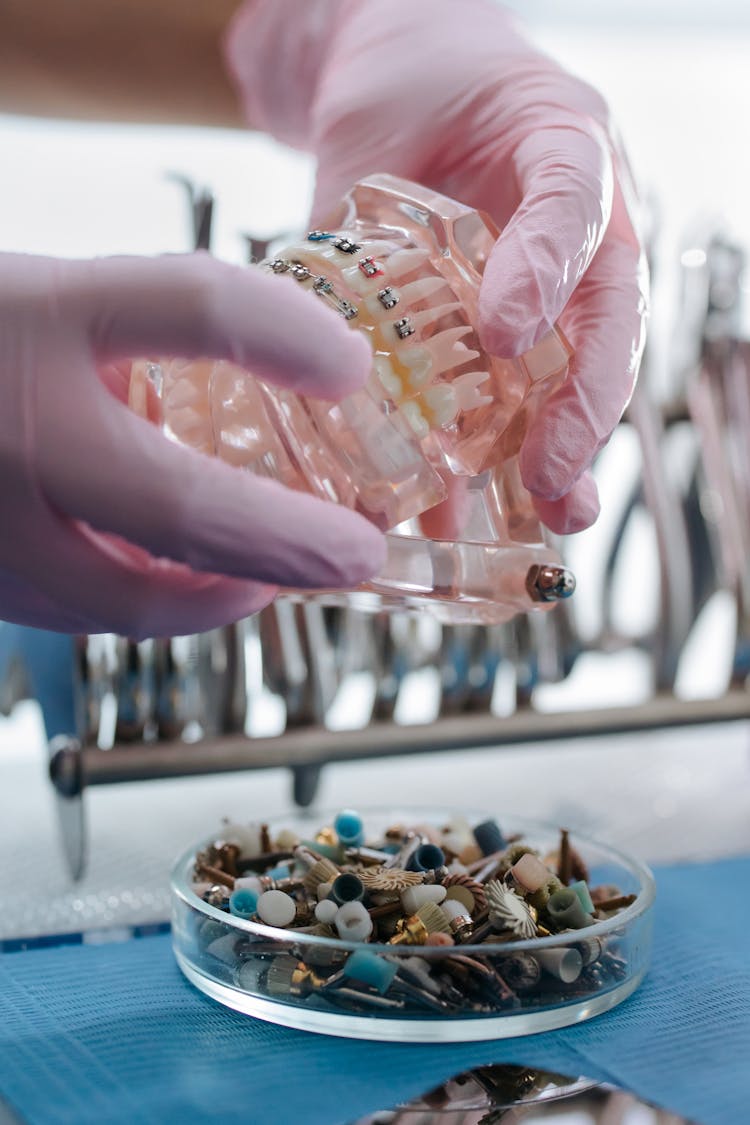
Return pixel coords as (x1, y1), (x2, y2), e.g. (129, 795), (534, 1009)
(0, 0), (246, 125)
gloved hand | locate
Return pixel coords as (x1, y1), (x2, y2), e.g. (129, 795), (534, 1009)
(226, 0), (649, 533)
(0, 251), (385, 638)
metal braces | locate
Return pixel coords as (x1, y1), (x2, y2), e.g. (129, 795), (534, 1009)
(394, 316), (415, 340)
(265, 258), (359, 321)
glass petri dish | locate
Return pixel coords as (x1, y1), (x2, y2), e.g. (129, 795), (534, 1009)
(171, 810), (655, 1043)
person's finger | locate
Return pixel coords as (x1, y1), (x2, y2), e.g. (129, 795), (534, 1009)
(37, 384), (388, 591)
(479, 122), (614, 357)
(14, 519), (277, 640)
(519, 232), (648, 501)
(0, 566), (98, 634)
(532, 470), (600, 535)
(60, 252), (373, 400)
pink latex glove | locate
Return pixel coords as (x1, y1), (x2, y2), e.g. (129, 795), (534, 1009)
(0, 252), (385, 638)
(225, 0), (649, 533)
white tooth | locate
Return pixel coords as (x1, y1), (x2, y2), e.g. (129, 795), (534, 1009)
(399, 347), (433, 390)
(408, 302), (463, 334)
(374, 355), (404, 400)
(166, 409), (213, 454)
(218, 398), (249, 418)
(165, 379), (203, 409)
(218, 422), (274, 467)
(168, 406), (210, 436)
(275, 242), (330, 265)
(269, 244), (339, 281)
(364, 292), (384, 318)
(386, 248), (430, 279)
(421, 384), (459, 427)
(399, 276), (449, 304)
(342, 265), (375, 297)
(166, 359), (196, 378)
(427, 326), (481, 375)
(342, 254), (387, 287)
(454, 370), (493, 408)
(364, 288), (403, 319)
(400, 400), (430, 439)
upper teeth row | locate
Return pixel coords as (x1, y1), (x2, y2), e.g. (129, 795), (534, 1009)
(267, 257), (360, 321)
(266, 254), (420, 341)
(263, 236), (492, 438)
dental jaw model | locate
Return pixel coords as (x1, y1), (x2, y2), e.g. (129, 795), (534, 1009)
(129, 175), (575, 623)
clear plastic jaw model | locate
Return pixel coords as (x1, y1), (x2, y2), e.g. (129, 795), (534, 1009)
(129, 175), (575, 623)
